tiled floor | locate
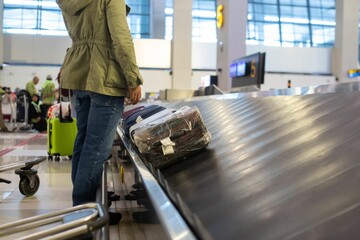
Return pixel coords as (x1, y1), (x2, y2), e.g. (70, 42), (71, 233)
(0, 129), (169, 240)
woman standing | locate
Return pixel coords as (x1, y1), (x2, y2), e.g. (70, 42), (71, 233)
(56, 0), (143, 223)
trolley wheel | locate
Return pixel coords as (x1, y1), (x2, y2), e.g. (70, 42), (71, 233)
(48, 155), (53, 161)
(68, 155), (72, 160)
(19, 175), (40, 196)
(55, 156), (60, 161)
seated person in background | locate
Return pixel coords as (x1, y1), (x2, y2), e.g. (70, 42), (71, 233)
(29, 94), (47, 132)
(0, 87), (9, 132)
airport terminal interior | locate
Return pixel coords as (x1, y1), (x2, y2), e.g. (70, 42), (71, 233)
(1, 0), (360, 239)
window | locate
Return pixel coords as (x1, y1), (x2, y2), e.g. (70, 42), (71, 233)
(3, 0), (66, 35)
(126, 0), (151, 38)
(164, 0), (173, 40)
(247, 0), (336, 47)
(164, 0), (217, 42)
(192, 0), (217, 42)
(2, 0), (151, 38)
(1, 0), (340, 48)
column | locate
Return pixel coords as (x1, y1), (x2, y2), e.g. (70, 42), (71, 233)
(172, 0), (192, 89)
(334, 0), (359, 82)
(216, 0), (247, 91)
(150, 0), (166, 39)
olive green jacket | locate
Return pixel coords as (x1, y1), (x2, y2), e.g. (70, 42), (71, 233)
(56, 0), (143, 96)
(26, 81), (38, 97)
(41, 80), (56, 105)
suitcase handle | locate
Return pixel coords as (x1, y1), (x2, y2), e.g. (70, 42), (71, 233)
(59, 89), (74, 123)
(152, 130), (187, 147)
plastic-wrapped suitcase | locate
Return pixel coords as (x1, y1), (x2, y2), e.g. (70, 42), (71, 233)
(131, 106), (211, 169)
(47, 113), (77, 161)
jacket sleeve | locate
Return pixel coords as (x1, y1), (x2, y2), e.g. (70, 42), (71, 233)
(105, 0), (144, 88)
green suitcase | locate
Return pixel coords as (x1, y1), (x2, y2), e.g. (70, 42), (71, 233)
(47, 117), (77, 161)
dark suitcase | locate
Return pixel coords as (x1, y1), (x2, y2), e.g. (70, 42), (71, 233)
(122, 104), (166, 137)
(131, 106), (211, 169)
(122, 106), (145, 119)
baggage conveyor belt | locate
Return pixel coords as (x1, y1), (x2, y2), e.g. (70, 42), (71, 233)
(119, 83), (360, 240)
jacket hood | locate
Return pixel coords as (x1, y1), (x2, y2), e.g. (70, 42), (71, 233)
(56, 0), (93, 15)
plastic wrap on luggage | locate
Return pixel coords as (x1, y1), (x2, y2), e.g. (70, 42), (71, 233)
(131, 106), (211, 168)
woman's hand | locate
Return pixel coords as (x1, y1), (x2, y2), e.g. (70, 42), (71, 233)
(127, 85), (142, 105)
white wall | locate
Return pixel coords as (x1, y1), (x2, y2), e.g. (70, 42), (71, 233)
(0, 65), (60, 92)
(133, 39), (171, 68)
(3, 34), (71, 65)
(246, 45), (333, 74)
(192, 41), (217, 70)
(0, 33), (336, 95)
(261, 73), (336, 91)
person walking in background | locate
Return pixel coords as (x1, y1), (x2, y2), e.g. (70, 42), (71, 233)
(57, 0), (143, 224)
(25, 76), (39, 97)
(40, 75), (57, 118)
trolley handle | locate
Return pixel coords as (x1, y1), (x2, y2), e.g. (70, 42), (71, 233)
(87, 203), (108, 232)
(23, 156), (47, 170)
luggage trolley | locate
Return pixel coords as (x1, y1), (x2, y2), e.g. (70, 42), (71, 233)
(0, 202), (108, 240)
(0, 156), (46, 196)
(1, 91), (18, 131)
(17, 90), (32, 130)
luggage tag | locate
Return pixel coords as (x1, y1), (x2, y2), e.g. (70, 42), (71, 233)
(160, 137), (176, 155)
(136, 115), (143, 123)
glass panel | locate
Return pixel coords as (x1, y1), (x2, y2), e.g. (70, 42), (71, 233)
(192, 0), (216, 42)
(127, 0), (150, 38)
(248, 21), (280, 46)
(3, 9), (37, 29)
(250, 3), (278, 22)
(165, 0), (173, 8)
(253, 0), (277, 4)
(165, 16), (173, 40)
(3, 0), (151, 37)
(293, 24), (310, 46)
(40, 10), (66, 31)
(323, 26), (335, 45)
(280, 6), (307, 18)
(165, 0), (173, 40)
(262, 22), (281, 46)
(247, 0), (337, 48)
(280, 0), (307, 6)
(193, 18), (216, 42)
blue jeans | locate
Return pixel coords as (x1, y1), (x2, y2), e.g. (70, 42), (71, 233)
(71, 90), (124, 206)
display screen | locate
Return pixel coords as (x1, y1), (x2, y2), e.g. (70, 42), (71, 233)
(231, 52), (266, 88)
(230, 61), (246, 78)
